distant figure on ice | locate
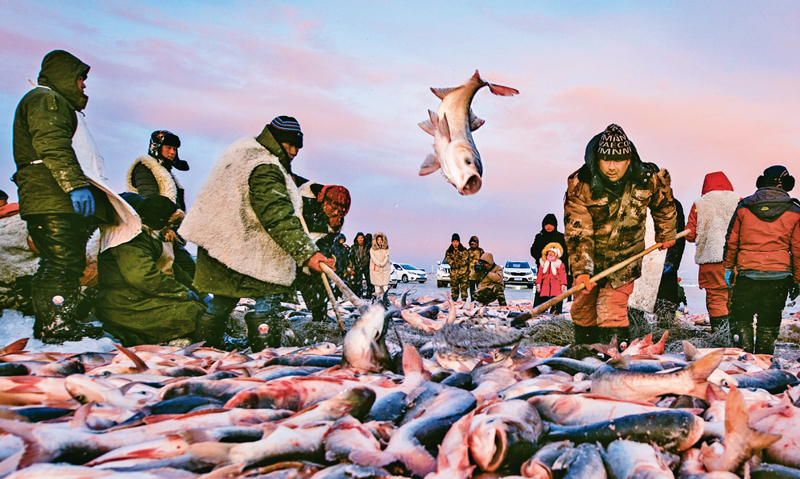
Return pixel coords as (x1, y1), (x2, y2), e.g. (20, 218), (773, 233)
(473, 252), (507, 306)
(535, 243), (567, 314)
(724, 165), (800, 354)
(12, 50), (106, 343)
(294, 180), (351, 321)
(467, 236), (484, 300)
(686, 172), (740, 334)
(565, 124), (676, 345)
(531, 213), (570, 301)
(332, 233), (351, 298)
(350, 232), (370, 298)
(179, 116), (335, 351)
(369, 232), (391, 297)
(445, 233), (469, 301)
(127, 130), (196, 279)
(96, 195), (203, 346)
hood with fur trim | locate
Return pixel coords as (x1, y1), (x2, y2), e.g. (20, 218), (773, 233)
(372, 232), (388, 250)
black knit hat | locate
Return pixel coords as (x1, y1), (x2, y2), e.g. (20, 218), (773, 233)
(135, 195), (178, 230)
(0, 190), (8, 201)
(596, 124), (632, 161)
(267, 116), (303, 148)
(542, 213), (558, 228)
(451, 233), (460, 242)
(756, 165), (795, 192)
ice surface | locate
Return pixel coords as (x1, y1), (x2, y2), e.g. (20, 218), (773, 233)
(0, 309), (117, 353)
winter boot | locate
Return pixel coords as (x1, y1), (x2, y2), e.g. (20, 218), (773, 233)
(32, 282), (87, 344)
(573, 324), (599, 345)
(244, 311), (285, 352)
(731, 321), (754, 353)
(599, 326), (630, 350)
(755, 326), (781, 355)
(709, 315), (728, 334)
(193, 311), (227, 349)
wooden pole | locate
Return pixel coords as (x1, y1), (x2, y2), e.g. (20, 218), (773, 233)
(320, 263), (369, 313)
(321, 272), (346, 331)
(515, 229), (690, 324)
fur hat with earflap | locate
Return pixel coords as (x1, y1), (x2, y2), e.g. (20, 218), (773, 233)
(540, 242), (563, 261)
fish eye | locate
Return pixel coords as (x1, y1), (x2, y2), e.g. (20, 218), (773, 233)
(75, 394), (85, 402)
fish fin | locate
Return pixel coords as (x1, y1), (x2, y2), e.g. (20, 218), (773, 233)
(350, 448), (394, 468)
(419, 120), (436, 136)
(687, 349), (724, 383)
(606, 356), (631, 370)
(0, 338), (28, 357)
(707, 383), (727, 403)
(0, 419), (50, 468)
(177, 341), (205, 356)
(402, 344), (425, 377)
(419, 154), (440, 176)
(114, 344), (148, 373)
(683, 341), (700, 361)
(117, 381), (142, 396)
(70, 403), (91, 430)
(487, 83), (520, 96)
(468, 109), (485, 131)
(438, 112), (451, 142)
(431, 87), (460, 99)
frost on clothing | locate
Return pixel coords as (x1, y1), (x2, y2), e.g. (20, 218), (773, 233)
(179, 134), (317, 299)
(127, 155), (185, 210)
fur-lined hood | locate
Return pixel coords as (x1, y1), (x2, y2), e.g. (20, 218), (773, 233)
(372, 232), (388, 250)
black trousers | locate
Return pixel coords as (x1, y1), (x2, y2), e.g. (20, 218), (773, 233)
(730, 275), (790, 329)
(26, 214), (93, 285)
(296, 272), (329, 322)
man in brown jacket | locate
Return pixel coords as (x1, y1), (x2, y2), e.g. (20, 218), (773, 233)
(724, 165), (800, 354)
(564, 124), (677, 345)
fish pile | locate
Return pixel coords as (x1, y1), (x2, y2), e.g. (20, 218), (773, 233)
(0, 299), (800, 479)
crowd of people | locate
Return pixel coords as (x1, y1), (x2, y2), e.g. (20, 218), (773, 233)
(5, 50), (800, 355)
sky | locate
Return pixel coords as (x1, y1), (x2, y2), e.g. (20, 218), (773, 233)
(2, 1), (800, 279)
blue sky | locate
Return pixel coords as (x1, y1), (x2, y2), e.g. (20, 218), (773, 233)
(3, 1), (800, 278)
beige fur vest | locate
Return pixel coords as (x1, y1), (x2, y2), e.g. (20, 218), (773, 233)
(126, 155), (181, 205)
(694, 190), (740, 264)
(178, 137), (302, 286)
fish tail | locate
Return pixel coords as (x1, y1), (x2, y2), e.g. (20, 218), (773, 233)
(402, 344), (424, 376)
(487, 83), (520, 96)
(686, 350), (724, 398)
(0, 419), (52, 468)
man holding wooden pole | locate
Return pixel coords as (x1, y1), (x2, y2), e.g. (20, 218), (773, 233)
(564, 124), (677, 345)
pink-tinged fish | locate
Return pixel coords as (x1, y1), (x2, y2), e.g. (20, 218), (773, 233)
(468, 400), (542, 472)
(424, 411), (475, 479)
(418, 70), (519, 195)
(701, 386), (781, 473)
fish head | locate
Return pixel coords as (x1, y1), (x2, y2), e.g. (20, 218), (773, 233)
(441, 139), (483, 195)
(342, 305), (391, 373)
(65, 374), (109, 404)
(328, 387), (376, 420)
(469, 415), (507, 471)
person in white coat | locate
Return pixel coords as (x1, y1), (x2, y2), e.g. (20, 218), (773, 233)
(369, 232), (390, 296)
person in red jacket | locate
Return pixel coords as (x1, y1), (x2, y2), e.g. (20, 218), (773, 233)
(685, 172), (740, 334)
(724, 166), (800, 354)
(535, 242), (568, 314)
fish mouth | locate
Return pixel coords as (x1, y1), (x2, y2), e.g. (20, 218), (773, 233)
(459, 175), (482, 195)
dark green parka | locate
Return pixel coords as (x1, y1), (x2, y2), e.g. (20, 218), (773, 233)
(13, 50), (91, 218)
(192, 127), (318, 299)
(95, 230), (203, 346)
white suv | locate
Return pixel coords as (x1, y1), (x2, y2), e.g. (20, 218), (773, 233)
(436, 260), (450, 288)
(503, 260), (536, 288)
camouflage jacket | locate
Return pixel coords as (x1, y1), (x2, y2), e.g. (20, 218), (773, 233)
(445, 244), (470, 277)
(564, 162), (676, 288)
(467, 246), (485, 280)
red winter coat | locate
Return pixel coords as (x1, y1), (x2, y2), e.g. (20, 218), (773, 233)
(536, 259), (567, 297)
(724, 187), (800, 283)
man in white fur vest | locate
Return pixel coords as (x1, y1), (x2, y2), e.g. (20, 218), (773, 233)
(685, 171), (739, 334)
(179, 116), (335, 351)
(127, 130), (196, 279)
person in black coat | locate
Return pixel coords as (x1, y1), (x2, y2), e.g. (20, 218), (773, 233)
(655, 199), (687, 327)
(530, 214), (570, 306)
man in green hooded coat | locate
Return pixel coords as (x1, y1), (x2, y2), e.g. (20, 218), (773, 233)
(12, 50), (101, 343)
(96, 195), (204, 346)
(179, 116), (335, 351)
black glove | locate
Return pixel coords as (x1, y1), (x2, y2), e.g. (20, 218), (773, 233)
(790, 283), (800, 301)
